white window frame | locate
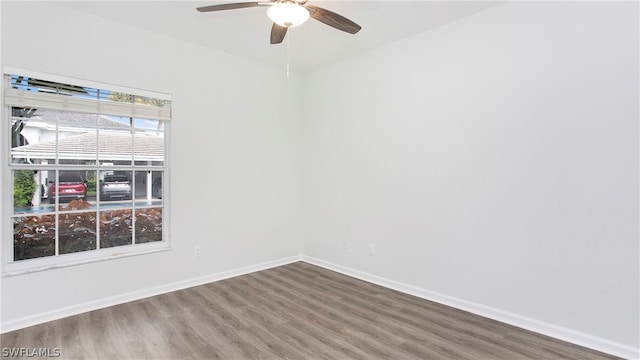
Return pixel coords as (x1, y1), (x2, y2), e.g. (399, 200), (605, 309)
(2, 67), (171, 276)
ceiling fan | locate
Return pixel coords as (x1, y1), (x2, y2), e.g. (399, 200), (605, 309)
(197, 0), (361, 44)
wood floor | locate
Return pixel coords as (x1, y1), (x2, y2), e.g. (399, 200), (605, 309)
(1, 262), (619, 360)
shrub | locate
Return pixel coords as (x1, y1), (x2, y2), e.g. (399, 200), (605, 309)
(14, 170), (36, 207)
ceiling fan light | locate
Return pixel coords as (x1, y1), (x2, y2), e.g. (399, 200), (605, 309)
(267, 2), (310, 28)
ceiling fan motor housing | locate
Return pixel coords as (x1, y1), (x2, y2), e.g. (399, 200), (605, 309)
(267, 0), (310, 28)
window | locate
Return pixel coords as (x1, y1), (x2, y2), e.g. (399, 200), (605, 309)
(3, 68), (171, 275)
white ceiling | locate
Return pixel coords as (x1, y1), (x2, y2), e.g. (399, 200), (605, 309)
(58, 1), (504, 72)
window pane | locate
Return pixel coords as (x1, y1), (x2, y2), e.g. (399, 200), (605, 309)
(11, 169), (56, 215)
(50, 170), (92, 207)
(13, 215), (56, 261)
(57, 112), (99, 165)
(58, 211), (97, 254)
(152, 172), (163, 201)
(134, 171), (163, 206)
(99, 116), (132, 166)
(135, 208), (162, 244)
(10, 108), (57, 165)
(99, 170), (133, 204)
(12, 169), (53, 214)
(100, 209), (132, 248)
(134, 118), (164, 166)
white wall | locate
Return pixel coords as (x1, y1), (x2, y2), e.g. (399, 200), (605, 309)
(302, 0), (639, 353)
(1, 1), (303, 323)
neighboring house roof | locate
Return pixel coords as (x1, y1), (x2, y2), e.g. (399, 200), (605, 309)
(31, 110), (133, 130)
(11, 132), (164, 162)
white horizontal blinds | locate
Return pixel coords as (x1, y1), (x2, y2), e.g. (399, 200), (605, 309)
(3, 72), (171, 121)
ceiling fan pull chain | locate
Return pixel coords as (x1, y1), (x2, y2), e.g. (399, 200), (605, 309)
(286, 29), (290, 78)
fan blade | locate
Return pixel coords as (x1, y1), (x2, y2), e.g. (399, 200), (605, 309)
(270, 23), (288, 44)
(197, 2), (261, 12)
(305, 5), (361, 34)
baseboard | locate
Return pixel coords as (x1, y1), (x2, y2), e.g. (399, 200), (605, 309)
(300, 256), (640, 360)
(0, 255), (302, 334)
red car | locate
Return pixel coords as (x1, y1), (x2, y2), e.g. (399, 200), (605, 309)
(49, 175), (87, 203)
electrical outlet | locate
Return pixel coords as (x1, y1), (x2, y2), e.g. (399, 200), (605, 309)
(368, 243), (375, 256)
(194, 245), (202, 258)
(343, 238), (349, 250)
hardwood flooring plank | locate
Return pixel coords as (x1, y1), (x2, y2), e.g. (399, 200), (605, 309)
(0, 262), (621, 360)
(270, 289), (420, 358)
(87, 307), (135, 360)
(239, 325), (311, 360)
(56, 315), (88, 359)
(192, 286), (254, 330)
(146, 292), (186, 319)
(504, 327), (617, 360)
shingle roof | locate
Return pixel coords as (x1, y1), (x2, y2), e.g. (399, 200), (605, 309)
(11, 132), (164, 162)
(31, 110), (132, 129)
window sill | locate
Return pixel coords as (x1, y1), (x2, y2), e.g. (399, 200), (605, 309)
(2, 244), (170, 277)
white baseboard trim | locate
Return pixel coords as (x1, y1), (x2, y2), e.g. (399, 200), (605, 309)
(0, 255), (302, 334)
(300, 255), (640, 360)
